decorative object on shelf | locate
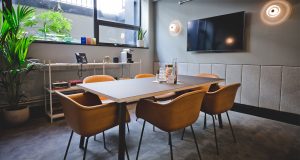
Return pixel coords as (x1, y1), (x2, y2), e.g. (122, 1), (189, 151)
(169, 20), (182, 36)
(52, 81), (69, 89)
(104, 56), (111, 63)
(113, 57), (119, 63)
(92, 38), (97, 45)
(0, 4), (39, 125)
(261, 0), (292, 26)
(68, 80), (83, 86)
(81, 37), (86, 44)
(86, 37), (92, 44)
(120, 49), (134, 63)
(137, 28), (147, 47)
(36, 10), (72, 41)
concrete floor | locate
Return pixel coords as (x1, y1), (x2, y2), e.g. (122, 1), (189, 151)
(0, 107), (299, 160)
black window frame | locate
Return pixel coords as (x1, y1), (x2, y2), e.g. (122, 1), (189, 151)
(93, 0), (142, 47)
(2, 0), (143, 48)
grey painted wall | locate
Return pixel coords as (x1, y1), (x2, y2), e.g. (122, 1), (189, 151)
(154, 0), (300, 66)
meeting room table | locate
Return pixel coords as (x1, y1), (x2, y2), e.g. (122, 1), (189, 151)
(77, 75), (223, 160)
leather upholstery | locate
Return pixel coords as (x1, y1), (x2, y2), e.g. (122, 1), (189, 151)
(202, 83), (241, 115)
(195, 73), (220, 92)
(56, 91), (130, 137)
(135, 74), (155, 79)
(83, 75), (115, 83)
(83, 75), (115, 101)
(136, 90), (206, 132)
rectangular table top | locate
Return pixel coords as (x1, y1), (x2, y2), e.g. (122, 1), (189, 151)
(77, 75), (223, 103)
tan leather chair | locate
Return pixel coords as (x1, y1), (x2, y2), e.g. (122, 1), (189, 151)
(201, 83), (241, 155)
(135, 90), (206, 160)
(193, 73), (221, 129)
(83, 75), (130, 137)
(134, 73), (177, 132)
(56, 91), (130, 160)
(134, 73), (156, 79)
(195, 73), (220, 92)
(83, 75), (115, 101)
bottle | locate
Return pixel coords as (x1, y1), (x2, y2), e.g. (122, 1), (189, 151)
(172, 58), (178, 84)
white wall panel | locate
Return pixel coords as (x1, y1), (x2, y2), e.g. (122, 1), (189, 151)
(187, 63), (200, 76)
(178, 63), (188, 75)
(212, 64), (226, 85)
(226, 65), (242, 103)
(280, 67), (300, 114)
(199, 64), (212, 74)
(241, 65), (260, 106)
(259, 66), (282, 110)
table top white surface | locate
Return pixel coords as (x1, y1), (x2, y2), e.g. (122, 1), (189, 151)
(77, 75), (223, 103)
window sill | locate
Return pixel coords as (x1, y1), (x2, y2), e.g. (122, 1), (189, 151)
(33, 40), (149, 49)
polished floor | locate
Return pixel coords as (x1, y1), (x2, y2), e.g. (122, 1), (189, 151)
(0, 107), (299, 160)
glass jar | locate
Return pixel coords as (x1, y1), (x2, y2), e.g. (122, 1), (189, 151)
(165, 64), (173, 80)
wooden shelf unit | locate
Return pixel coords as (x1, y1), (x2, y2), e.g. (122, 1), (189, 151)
(43, 60), (142, 123)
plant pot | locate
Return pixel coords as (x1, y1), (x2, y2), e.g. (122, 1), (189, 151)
(3, 107), (30, 126)
(137, 40), (144, 47)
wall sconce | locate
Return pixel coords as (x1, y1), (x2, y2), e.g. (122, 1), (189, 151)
(260, 0), (292, 26)
(169, 20), (182, 36)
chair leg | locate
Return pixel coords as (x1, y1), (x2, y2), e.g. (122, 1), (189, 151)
(64, 130), (74, 160)
(190, 125), (202, 160)
(226, 112), (237, 143)
(102, 131), (108, 151)
(83, 137), (90, 160)
(125, 139), (130, 160)
(94, 135), (96, 141)
(218, 114), (223, 129)
(212, 115), (219, 155)
(153, 125), (155, 132)
(136, 120), (146, 160)
(203, 113), (207, 129)
(181, 128), (185, 140)
(127, 123), (130, 133)
(168, 132), (173, 160)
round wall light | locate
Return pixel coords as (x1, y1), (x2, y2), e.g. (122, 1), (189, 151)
(261, 0), (292, 26)
(169, 20), (182, 36)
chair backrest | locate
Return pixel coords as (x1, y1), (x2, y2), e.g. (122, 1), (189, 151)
(136, 90), (206, 132)
(196, 73), (219, 78)
(83, 75), (115, 83)
(135, 73), (155, 79)
(56, 91), (120, 137)
(202, 83), (241, 114)
(196, 73), (220, 92)
(166, 90), (206, 131)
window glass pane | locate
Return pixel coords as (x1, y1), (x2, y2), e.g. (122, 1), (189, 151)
(12, 0), (94, 43)
(99, 25), (137, 45)
(97, 0), (140, 26)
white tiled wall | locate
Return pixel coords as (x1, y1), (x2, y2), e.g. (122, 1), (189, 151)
(154, 62), (300, 115)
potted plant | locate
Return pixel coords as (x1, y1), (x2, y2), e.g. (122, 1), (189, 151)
(0, 4), (37, 125)
(37, 10), (72, 41)
(137, 28), (147, 47)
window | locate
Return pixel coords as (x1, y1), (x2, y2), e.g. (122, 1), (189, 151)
(2, 0), (142, 47)
(94, 0), (141, 46)
(10, 0), (94, 43)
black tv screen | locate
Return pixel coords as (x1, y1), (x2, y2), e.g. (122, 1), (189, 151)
(187, 11), (245, 52)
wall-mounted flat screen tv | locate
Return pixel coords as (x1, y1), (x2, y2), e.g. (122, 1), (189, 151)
(187, 11), (245, 52)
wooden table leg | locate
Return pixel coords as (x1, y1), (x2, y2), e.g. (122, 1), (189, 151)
(118, 102), (126, 160)
(218, 114), (223, 129)
(79, 136), (85, 149)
